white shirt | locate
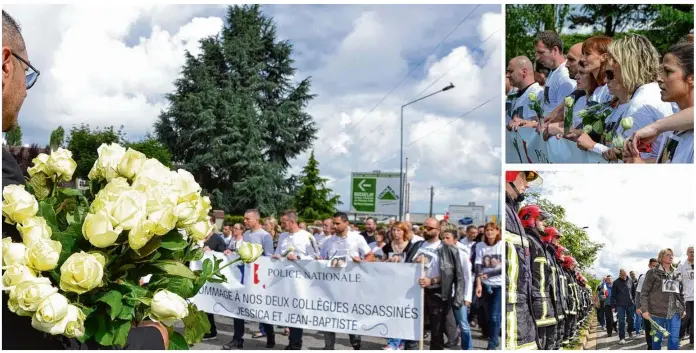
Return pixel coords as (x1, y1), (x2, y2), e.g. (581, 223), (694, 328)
(314, 233), (331, 250)
(507, 82), (545, 121)
(542, 61), (577, 116)
(678, 260), (694, 301)
(454, 242), (474, 303)
(475, 241), (503, 287)
(656, 130), (694, 164)
(610, 83), (675, 159)
(411, 234), (425, 243)
(415, 240), (442, 289)
(321, 231), (372, 260)
(589, 84), (612, 104)
(274, 230), (317, 259)
(636, 272), (647, 293)
(572, 96), (588, 128)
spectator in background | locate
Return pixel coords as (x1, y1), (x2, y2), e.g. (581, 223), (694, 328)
(611, 269), (635, 344)
(361, 217), (377, 244)
(535, 71), (547, 88)
(598, 275), (615, 337)
(475, 223), (503, 350)
(636, 258), (658, 349)
(299, 221), (308, 230)
(368, 229), (388, 260)
(678, 246), (694, 344)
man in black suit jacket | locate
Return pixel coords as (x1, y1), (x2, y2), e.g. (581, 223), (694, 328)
(2, 10), (168, 350)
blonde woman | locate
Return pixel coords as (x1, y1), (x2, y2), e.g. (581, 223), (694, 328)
(263, 216), (281, 250)
(575, 34), (674, 162)
(639, 248), (686, 350)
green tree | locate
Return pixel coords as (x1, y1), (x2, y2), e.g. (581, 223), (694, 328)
(569, 5), (656, 37)
(5, 125), (22, 146)
(67, 124), (123, 179)
(155, 5), (317, 215)
(293, 151), (341, 221)
(526, 192), (604, 270)
(638, 4), (694, 54)
(125, 134), (173, 168)
(505, 5), (570, 63)
(49, 126), (65, 150)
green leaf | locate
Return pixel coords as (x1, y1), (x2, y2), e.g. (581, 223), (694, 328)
(160, 230), (188, 250)
(51, 227), (78, 266)
(112, 320), (131, 348)
(148, 276), (195, 298)
(182, 304), (211, 345)
(96, 290), (124, 320)
(146, 261), (197, 280)
(60, 188), (83, 197)
(39, 200), (59, 232)
(129, 237), (163, 259)
(94, 315), (114, 346)
(183, 248), (204, 262)
(116, 302), (135, 321)
(115, 280), (150, 299)
(66, 212), (76, 225)
(168, 331), (189, 350)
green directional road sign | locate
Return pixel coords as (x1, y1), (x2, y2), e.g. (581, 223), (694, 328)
(351, 177), (377, 212)
(350, 172), (401, 215)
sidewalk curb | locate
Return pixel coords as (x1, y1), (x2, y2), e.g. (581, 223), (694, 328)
(582, 313), (597, 350)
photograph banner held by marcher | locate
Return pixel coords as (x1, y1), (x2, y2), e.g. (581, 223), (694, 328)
(506, 129), (611, 163)
(190, 253), (425, 340)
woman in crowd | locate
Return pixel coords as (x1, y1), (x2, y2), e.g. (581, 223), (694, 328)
(581, 35), (613, 104)
(382, 222), (416, 263)
(368, 229), (388, 260)
(263, 216), (281, 249)
(443, 230), (474, 350)
(624, 39), (693, 163)
(575, 34), (674, 161)
(639, 248), (686, 350)
(475, 222), (503, 350)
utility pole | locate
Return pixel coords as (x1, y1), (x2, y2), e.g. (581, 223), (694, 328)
(428, 186), (434, 217)
(403, 157), (409, 221)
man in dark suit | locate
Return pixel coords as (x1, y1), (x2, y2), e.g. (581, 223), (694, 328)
(2, 10), (168, 350)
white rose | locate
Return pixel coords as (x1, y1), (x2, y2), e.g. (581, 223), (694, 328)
(17, 216), (53, 247)
(172, 169), (202, 203)
(237, 242), (264, 263)
(131, 158), (171, 192)
(621, 116), (634, 130)
(106, 189), (147, 230)
(2, 185), (39, 225)
(2, 264), (37, 291)
(186, 221), (213, 242)
(175, 200), (201, 228)
(33, 304), (86, 338)
(31, 293), (69, 332)
(12, 277), (58, 312)
(564, 96), (574, 108)
(26, 239), (62, 271)
(59, 252), (104, 294)
(148, 206), (178, 236)
(82, 211), (122, 248)
(117, 148), (147, 180)
(149, 290), (189, 326)
(528, 92), (537, 102)
(90, 177), (131, 214)
(197, 196), (212, 222)
(2, 237), (27, 266)
(128, 220), (155, 251)
(27, 153), (51, 177)
(88, 143), (126, 182)
(47, 148), (77, 182)
(7, 292), (33, 316)
(144, 185), (177, 213)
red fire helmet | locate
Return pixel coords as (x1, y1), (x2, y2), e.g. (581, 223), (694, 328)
(542, 227), (560, 244)
(519, 205), (552, 229)
(505, 171), (543, 185)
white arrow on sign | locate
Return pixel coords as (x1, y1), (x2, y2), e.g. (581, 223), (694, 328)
(358, 179), (372, 192)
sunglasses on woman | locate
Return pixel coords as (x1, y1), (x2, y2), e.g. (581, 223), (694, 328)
(605, 69), (614, 81)
(12, 52), (40, 89)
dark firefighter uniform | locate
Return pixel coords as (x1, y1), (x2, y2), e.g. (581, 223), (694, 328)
(524, 227), (557, 349)
(546, 244), (565, 350)
(505, 195), (538, 350)
(563, 267), (579, 344)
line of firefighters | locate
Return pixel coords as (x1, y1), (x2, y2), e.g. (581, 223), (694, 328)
(505, 171), (593, 350)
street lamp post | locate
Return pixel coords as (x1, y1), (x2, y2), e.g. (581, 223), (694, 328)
(399, 83), (455, 221)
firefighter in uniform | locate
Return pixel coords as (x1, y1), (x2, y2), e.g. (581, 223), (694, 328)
(562, 256), (579, 345)
(542, 226), (564, 350)
(504, 171), (542, 350)
(550, 234), (569, 349)
(519, 205), (557, 349)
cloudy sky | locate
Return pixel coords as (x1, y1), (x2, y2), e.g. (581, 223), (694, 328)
(529, 169), (694, 279)
(5, 4), (503, 217)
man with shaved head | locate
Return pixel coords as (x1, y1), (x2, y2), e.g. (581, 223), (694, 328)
(565, 43), (584, 78)
(611, 269), (635, 344)
(506, 56), (545, 131)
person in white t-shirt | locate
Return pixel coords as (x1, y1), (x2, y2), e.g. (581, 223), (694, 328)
(506, 56), (546, 131)
(624, 40), (694, 164)
(678, 247), (694, 344)
(534, 31), (577, 116)
(576, 35), (674, 161)
(271, 210), (318, 350)
(319, 212), (374, 350)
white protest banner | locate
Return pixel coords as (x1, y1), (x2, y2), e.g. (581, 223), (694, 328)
(191, 253), (424, 340)
(506, 129), (611, 163)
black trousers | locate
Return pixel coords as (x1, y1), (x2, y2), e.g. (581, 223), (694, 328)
(324, 332), (360, 349)
(208, 313), (217, 335)
(406, 288), (449, 350)
(643, 316), (652, 349)
(288, 327), (303, 349)
(680, 301), (694, 343)
(602, 306), (614, 335)
(538, 324), (556, 349)
(444, 305), (459, 343)
(477, 296), (490, 337)
(554, 318), (564, 348)
(233, 318), (245, 342)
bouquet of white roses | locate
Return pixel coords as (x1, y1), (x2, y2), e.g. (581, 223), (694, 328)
(2, 143), (262, 349)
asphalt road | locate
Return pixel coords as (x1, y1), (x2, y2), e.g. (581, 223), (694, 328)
(188, 314), (496, 350)
(592, 320), (693, 350)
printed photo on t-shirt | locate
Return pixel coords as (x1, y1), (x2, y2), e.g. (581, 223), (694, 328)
(329, 256), (347, 268)
(657, 133), (680, 164)
(388, 252), (406, 263)
(415, 249), (436, 269)
(482, 254), (502, 270)
(543, 86), (550, 104)
(661, 279), (679, 293)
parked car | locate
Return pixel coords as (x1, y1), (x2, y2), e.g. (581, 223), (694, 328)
(457, 217), (474, 225)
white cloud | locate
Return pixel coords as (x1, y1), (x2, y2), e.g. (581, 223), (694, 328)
(532, 169), (694, 278)
(8, 4), (502, 217)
